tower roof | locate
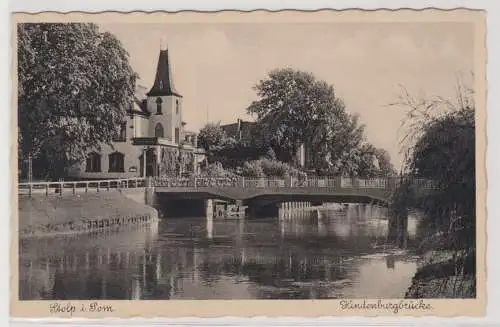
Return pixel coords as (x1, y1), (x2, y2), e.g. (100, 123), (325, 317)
(147, 49), (182, 98)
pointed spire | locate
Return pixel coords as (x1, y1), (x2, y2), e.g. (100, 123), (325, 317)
(160, 37), (167, 51)
(147, 48), (182, 97)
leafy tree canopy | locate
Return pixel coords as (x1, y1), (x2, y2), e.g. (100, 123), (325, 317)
(392, 80), (475, 281)
(374, 147), (397, 177)
(247, 68), (389, 177)
(248, 69), (347, 161)
(18, 23), (137, 178)
(197, 122), (230, 152)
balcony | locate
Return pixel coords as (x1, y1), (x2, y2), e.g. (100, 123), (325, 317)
(132, 137), (178, 147)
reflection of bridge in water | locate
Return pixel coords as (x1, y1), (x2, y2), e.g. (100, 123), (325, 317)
(21, 244), (360, 300)
(18, 176), (435, 246)
(19, 206), (418, 300)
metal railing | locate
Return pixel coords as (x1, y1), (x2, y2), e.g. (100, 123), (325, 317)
(197, 177), (239, 188)
(153, 176), (438, 190)
(18, 176), (439, 197)
(292, 178), (336, 188)
(18, 177), (146, 196)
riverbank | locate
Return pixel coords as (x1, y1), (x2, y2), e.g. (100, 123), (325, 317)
(18, 192), (158, 238)
(405, 250), (476, 298)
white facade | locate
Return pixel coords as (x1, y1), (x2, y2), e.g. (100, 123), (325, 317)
(66, 48), (205, 179)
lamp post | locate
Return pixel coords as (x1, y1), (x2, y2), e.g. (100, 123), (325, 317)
(142, 146), (147, 177)
(27, 153), (33, 183)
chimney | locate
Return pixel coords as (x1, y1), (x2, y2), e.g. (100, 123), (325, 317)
(237, 119), (242, 140)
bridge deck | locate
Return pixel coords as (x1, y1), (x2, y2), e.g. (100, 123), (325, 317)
(154, 186), (392, 203)
(18, 176), (436, 204)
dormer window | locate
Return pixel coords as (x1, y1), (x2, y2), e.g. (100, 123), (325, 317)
(156, 97), (163, 114)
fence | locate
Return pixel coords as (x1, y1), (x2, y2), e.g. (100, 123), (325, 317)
(292, 177), (336, 188)
(152, 176), (437, 190)
(18, 176), (439, 196)
(18, 177), (146, 196)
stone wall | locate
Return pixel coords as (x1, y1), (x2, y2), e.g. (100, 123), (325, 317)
(18, 192), (158, 238)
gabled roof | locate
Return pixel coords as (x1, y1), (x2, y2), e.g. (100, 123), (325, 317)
(128, 84), (150, 116)
(146, 49), (182, 98)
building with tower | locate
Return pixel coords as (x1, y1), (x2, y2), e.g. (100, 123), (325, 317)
(66, 48), (206, 179)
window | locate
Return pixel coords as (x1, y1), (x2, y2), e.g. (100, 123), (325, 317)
(108, 152), (125, 173)
(175, 127), (180, 144)
(176, 99), (180, 114)
(116, 122), (127, 141)
(156, 97), (163, 114)
(155, 123), (164, 138)
(133, 116), (140, 137)
(86, 152), (101, 172)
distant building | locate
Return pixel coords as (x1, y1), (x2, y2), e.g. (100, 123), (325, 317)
(220, 119), (257, 142)
(67, 48), (206, 179)
(220, 119), (312, 168)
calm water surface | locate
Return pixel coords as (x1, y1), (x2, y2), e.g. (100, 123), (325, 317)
(19, 205), (420, 300)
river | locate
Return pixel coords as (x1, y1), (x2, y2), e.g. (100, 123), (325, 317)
(19, 204), (420, 300)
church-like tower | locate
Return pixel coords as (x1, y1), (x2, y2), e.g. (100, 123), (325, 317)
(146, 48), (183, 144)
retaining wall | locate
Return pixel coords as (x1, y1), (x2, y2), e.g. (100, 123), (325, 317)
(18, 192), (158, 238)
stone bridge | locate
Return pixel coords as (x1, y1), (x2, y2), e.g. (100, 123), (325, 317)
(153, 176), (435, 206)
(18, 176), (436, 247)
(18, 176), (436, 206)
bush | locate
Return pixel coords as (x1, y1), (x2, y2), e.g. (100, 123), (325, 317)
(260, 158), (290, 177)
(200, 162), (235, 177)
(241, 160), (265, 178)
(264, 147), (277, 161)
(239, 158), (307, 179)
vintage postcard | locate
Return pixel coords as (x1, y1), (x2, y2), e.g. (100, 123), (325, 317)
(10, 9), (486, 318)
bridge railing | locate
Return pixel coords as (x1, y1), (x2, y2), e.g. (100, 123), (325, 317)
(18, 177), (146, 196)
(243, 178), (286, 188)
(358, 178), (388, 189)
(411, 178), (439, 190)
(155, 177), (192, 188)
(154, 177), (242, 188)
(18, 176), (439, 196)
(197, 177), (240, 188)
(292, 177), (336, 188)
(152, 176), (439, 191)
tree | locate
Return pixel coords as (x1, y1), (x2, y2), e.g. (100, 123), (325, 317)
(18, 23), (137, 179)
(247, 68), (376, 177)
(197, 122), (229, 152)
(373, 148), (396, 176)
(393, 79), (476, 297)
(357, 143), (379, 178)
(247, 68), (353, 163)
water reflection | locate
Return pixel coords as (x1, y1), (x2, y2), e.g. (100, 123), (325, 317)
(19, 204), (419, 300)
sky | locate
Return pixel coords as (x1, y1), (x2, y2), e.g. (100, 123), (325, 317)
(99, 22), (474, 168)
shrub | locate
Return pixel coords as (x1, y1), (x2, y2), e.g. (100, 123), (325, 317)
(200, 162), (235, 177)
(241, 160), (265, 178)
(260, 158), (290, 178)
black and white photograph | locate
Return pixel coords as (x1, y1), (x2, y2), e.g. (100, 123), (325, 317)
(11, 9), (486, 317)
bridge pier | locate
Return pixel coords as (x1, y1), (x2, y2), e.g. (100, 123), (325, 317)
(205, 199), (214, 218)
(247, 200), (280, 218)
(388, 204), (409, 248)
(206, 204), (214, 239)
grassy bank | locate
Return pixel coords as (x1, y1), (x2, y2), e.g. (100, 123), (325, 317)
(405, 251), (476, 298)
(18, 192), (158, 238)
